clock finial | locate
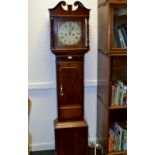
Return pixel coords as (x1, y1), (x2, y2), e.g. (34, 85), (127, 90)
(55, 1), (66, 8)
(74, 1), (90, 11)
(68, 5), (72, 12)
(49, 1), (66, 12)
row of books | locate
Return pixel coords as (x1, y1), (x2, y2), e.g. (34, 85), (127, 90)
(114, 25), (127, 48)
(108, 122), (127, 152)
(111, 80), (127, 106)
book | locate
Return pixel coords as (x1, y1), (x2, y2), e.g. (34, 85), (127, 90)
(109, 128), (116, 152)
(119, 86), (124, 105)
(114, 27), (121, 48)
(114, 132), (119, 151)
(118, 28), (126, 48)
(114, 122), (123, 151)
(122, 86), (127, 105)
(113, 32), (118, 48)
(117, 81), (124, 105)
(122, 129), (127, 151)
(108, 134), (113, 152)
(111, 85), (116, 106)
(113, 83), (120, 106)
(121, 26), (127, 47)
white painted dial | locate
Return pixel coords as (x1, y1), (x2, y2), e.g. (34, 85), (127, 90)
(58, 21), (81, 46)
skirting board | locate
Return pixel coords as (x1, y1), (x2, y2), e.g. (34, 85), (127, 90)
(29, 142), (55, 152)
(29, 138), (97, 152)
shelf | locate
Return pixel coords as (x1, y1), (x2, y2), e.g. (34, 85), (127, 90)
(109, 105), (127, 110)
(109, 49), (127, 56)
(98, 48), (127, 56)
(107, 151), (127, 155)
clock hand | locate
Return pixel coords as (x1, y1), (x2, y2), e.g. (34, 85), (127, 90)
(69, 22), (72, 35)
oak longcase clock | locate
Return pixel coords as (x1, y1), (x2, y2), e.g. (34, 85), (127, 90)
(49, 1), (90, 155)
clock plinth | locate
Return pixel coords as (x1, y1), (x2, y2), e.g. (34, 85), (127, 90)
(49, 1), (90, 155)
(54, 119), (88, 155)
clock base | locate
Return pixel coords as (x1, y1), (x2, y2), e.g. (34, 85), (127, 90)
(54, 119), (88, 155)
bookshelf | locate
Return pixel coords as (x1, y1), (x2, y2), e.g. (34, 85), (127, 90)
(97, 0), (127, 155)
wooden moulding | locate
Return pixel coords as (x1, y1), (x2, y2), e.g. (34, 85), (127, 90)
(54, 119), (87, 129)
(49, 1), (90, 17)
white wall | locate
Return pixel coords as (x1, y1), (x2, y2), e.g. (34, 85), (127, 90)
(28, 0), (97, 151)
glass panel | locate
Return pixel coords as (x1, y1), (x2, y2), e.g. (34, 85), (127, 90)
(113, 8), (127, 48)
(58, 20), (82, 46)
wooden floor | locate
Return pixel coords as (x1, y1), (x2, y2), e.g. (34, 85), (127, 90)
(30, 150), (55, 155)
(30, 147), (102, 155)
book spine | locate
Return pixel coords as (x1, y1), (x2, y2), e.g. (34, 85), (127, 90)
(118, 28), (126, 48)
(116, 85), (120, 105)
(122, 129), (127, 151)
(121, 26), (127, 47)
(108, 135), (113, 152)
(114, 27), (121, 48)
(109, 129), (116, 152)
(111, 85), (116, 106)
(122, 86), (127, 105)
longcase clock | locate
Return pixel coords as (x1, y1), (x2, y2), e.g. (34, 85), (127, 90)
(49, 1), (90, 155)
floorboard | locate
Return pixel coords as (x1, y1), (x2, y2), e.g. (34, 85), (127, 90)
(30, 147), (102, 155)
(30, 150), (55, 155)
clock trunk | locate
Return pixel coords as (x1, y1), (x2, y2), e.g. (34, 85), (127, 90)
(56, 55), (84, 121)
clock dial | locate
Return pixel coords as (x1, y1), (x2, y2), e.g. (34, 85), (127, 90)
(58, 21), (82, 46)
